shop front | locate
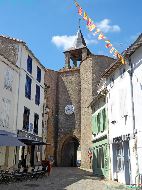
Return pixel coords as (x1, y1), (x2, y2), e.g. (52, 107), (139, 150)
(92, 136), (109, 178)
(17, 130), (46, 168)
(111, 134), (131, 185)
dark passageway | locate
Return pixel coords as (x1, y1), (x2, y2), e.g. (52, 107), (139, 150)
(61, 136), (79, 167)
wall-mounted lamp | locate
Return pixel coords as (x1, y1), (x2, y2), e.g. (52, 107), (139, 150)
(111, 120), (116, 124)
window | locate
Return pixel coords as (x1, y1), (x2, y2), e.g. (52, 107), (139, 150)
(116, 144), (124, 171)
(34, 113), (39, 135)
(35, 85), (40, 105)
(37, 66), (41, 83)
(25, 75), (32, 99)
(27, 55), (32, 74)
(23, 107), (30, 131)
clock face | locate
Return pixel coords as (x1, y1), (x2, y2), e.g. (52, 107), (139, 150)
(65, 105), (74, 115)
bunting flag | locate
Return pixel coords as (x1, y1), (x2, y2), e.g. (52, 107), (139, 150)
(105, 43), (112, 48)
(87, 24), (96, 32)
(110, 47), (115, 54)
(83, 12), (88, 20)
(93, 28), (101, 35)
(98, 33), (106, 40)
(74, 0), (126, 64)
(74, 0), (79, 7)
(105, 40), (110, 44)
(113, 50), (119, 57)
(87, 18), (92, 26)
(78, 7), (83, 16)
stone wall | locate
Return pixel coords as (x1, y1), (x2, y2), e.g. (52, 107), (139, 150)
(44, 69), (58, 163)
(80, 55), (114, 169)
(80, 57), (93, 169)
(57, 68), (81, 165)
(0, 36), (19, 64)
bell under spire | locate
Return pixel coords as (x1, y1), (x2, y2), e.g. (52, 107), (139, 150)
(63, 22), (91, 69)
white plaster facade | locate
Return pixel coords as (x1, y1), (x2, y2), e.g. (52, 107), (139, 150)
(105, 36), (142, 185)
(0, 54), (19, 169)
(14, 43), (45, 166)
(15, 44), (45, 138)
(131, 45), (142, 178)
(0, 36), (45, 169)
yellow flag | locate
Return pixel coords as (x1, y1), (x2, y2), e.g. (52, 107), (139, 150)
(87, 24), (96, 32)
(83, 12), (88, 20)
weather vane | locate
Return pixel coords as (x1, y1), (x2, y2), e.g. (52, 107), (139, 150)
(78, 18), (81, 30)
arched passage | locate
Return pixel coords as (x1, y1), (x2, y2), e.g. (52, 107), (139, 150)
(61, 136), (79, 167)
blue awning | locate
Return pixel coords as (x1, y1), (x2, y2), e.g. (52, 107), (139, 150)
(0, 130), (25, 146)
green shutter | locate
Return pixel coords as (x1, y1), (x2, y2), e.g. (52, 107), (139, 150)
(92, 115), (98, 134)
(97, 113), (100, 133)
(100, 110), (104, 132)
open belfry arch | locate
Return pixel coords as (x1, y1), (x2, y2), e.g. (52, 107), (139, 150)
(64, 28), (91, 69)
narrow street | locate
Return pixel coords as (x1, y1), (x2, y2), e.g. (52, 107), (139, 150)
(0, 167), (128, 190)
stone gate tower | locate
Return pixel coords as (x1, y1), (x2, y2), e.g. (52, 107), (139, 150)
(56, 29), (91, 166)
(44, 28), (114, 168)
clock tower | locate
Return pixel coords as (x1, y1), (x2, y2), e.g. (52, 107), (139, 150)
(56, 27), (90, 166)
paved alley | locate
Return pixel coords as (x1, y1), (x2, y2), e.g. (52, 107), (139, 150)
(0, 167), (129, 190)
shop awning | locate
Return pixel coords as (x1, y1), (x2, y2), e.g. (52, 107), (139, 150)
(0, 131), (25, 146)
(18, 137), (48, 145)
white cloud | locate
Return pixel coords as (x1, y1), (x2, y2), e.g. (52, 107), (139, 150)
(51, 35), (76, 50)
(52, 35), (98, 50)
(96, 19), (121, 33)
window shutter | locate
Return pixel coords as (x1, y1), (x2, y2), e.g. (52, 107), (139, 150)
(92, 115), (98, 135)
(100, 110), (103, 132)
(97, 113), (100, 133)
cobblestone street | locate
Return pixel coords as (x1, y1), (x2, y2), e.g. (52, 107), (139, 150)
(0, 167), (129, 190)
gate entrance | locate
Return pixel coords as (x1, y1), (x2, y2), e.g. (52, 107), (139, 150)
(61, 136), (79, 167)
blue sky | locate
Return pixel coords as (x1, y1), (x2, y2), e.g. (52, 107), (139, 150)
(0, 0), (141, 70)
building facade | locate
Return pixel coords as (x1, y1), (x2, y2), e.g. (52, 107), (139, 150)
(0, 35), (45, 169)
(99, 34), (142, 184)
(91, 79), (109, 178)
(0, 54), (20, 169)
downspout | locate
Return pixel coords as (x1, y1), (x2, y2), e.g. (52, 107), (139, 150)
(128, 57), (135, 135)
(15, 45), (23, 164)
(16, 45), (23, 134)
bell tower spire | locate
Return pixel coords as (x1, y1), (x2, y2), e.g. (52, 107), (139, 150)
(64, 21), (91, 69)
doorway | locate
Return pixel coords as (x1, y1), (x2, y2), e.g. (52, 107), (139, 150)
(61, 137), (79, 167)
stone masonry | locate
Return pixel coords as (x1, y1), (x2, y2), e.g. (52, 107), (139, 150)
(57, 68), (81, 166)
(44, 69), (58, 164)
(80, 55), (114, 169)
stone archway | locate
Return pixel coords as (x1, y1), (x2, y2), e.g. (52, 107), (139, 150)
(61, 136), (79, 167)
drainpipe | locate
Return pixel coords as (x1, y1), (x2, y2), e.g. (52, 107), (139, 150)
(16, 45), (23, 134)
(15, 45), (23, 165)
(128, 57), (136, 135)
(128, 56), (139, 182)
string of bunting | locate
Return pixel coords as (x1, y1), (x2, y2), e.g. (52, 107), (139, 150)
(74, 0), (125, 64)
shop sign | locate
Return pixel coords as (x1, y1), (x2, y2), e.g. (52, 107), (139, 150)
(113, 134), (130, 143)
